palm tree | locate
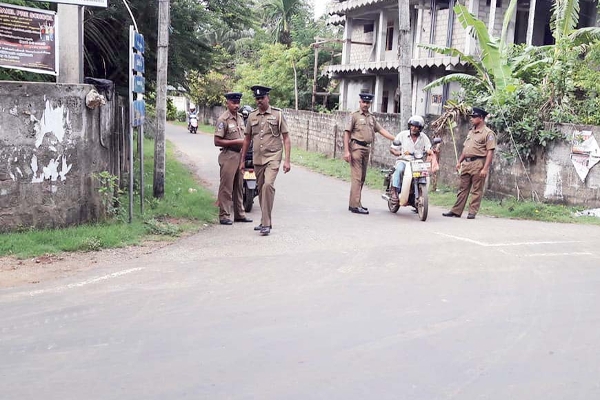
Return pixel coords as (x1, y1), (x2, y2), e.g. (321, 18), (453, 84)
(261, 0), (306, 47)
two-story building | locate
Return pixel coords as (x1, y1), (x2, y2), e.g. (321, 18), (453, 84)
(325, 0), (599, 116)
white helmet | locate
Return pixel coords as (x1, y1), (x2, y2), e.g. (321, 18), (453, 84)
(407, 115), (425, 129)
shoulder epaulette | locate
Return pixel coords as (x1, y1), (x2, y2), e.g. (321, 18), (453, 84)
(271, 107), (282, 111)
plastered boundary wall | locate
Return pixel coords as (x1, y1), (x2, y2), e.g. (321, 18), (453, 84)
(0, 81), (125, 232)
(200, 106), (600, 207)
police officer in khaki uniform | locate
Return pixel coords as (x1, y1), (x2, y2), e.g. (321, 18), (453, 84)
(215, 92), (253, 225)
(343, 93), (395, 214)
(443, 107), (497, 219)
(239, 85), (291, 236)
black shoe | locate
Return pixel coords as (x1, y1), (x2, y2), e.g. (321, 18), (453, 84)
(234, 217), (253, 223)
(360, 206), (369, 211)
(467, 214), (476, 219)
(260, 226), (271, 236)
(219, 219), (233, 225)
(349, 206), (369, 215)
(254, 224), (272, 231)
(442, 211), (461, 218)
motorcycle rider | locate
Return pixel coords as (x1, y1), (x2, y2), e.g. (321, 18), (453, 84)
(187, 105), (198, 131)
(389, 115), (432, 203)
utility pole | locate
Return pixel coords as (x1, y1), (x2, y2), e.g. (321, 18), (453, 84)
(397, 0), (412, 124)
(154, 0), (170, 198)
(56, 4), (84, 83)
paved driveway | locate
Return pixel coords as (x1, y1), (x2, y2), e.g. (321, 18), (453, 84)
(1, 123), (599, 400)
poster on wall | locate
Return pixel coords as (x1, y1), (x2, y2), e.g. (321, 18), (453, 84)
(570, 130), (600, 182)
(31, 0), (108, 6)
(0, 4), (58, 75)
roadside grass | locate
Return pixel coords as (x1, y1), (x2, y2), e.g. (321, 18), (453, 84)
(0, 138), (218, 259)
(291, 147), (600, 225)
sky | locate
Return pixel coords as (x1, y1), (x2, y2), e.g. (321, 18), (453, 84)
(313, 0), (327, 20)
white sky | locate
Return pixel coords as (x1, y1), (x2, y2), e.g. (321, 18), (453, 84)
(313, 0), (327, 19)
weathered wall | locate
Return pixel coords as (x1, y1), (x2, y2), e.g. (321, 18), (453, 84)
(0, 82), (123, 232)
(200, 106), (600, 207)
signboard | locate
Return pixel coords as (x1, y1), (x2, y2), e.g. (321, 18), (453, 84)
(31, 0), (108, 7)
(129, 26), (145, 127)
(0, 4), (58, 75)
(132, 100), (146, 127)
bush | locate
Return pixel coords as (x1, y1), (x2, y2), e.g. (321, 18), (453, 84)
(166, 98), (177, 121)
(176, 110), (187, 122)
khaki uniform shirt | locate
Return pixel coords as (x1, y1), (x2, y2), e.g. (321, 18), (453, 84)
(345, 110), (383, 144)
(215, 110), (245, 143)
(244, 106), (288, 165)
(462, 125), (497, 157)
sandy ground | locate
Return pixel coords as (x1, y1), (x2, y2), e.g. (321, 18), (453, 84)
(0, 241), (173, 289)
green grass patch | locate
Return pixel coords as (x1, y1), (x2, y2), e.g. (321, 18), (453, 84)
(291, 147), (600, 225)
(1, 137), (218, 259)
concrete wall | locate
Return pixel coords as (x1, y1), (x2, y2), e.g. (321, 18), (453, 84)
(0, 82), (124, 232)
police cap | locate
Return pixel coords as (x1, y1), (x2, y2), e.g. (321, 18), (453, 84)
(470, 107), (489, 118)
(224, 92), (243, 101)
(359, 93), (374, 102)
(250, 85), (272, 98)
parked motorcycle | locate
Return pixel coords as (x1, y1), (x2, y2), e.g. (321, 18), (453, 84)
(240, 105), (258, 212)
(381, 154), (431, 221)
(188, 113), (199, 134)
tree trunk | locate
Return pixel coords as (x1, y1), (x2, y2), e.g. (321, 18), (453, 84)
(397, 0), (412, 125)
(154, 0), (170, 199)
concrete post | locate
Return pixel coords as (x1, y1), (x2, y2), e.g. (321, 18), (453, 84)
(376, 11), (387, 62)
(57, 5), (84, 83)
(374, 75), (384, 112)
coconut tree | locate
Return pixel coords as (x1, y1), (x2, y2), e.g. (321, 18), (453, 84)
(261, 0), (307, 47)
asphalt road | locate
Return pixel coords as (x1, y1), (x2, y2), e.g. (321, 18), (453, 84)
(2, 123), (600, 400)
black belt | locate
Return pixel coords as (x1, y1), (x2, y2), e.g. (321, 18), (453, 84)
(464, 156), (484, 162)
(221, 147), (241, 153)
(351, 139), (370, 147)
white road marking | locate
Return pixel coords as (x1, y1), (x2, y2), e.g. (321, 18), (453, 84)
(434, 232), (583, 247)
(25, 267), (145, 297)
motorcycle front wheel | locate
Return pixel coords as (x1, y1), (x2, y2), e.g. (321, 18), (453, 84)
(387, 188), (400, 213)
(243, 188), (254, 212)
(417, 183), (428, 221)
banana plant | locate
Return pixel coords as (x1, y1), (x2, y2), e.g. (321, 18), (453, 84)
(419, 0), (519, 98)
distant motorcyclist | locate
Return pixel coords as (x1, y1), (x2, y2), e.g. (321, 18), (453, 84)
(389, 115), (432, 203)
(187, 106), (198, 130)
(240, 105), (253, 125)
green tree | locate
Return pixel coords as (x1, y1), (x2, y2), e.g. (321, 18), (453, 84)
(261, 0), (309, 46)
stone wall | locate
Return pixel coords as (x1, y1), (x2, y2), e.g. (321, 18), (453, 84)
(200, 106), (600, 207)
(0, 82), (126, 232)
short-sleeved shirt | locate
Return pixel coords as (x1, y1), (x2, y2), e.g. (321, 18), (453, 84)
(462, 125), (496, 157)
(391, 130), (432, 159)
(215, 110), (245, 143)
(244, 106), (288, 165)
(345, 110), (383, 144)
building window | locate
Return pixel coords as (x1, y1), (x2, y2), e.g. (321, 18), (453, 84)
(485, 0), (502, 7)
(386, 21), (394, 51)
(382, 91), (389, 113)
(364, 24), (374, 33)
(431, 94), (443, 104)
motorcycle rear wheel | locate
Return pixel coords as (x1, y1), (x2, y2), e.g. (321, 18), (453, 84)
(243, 188), (254, 212)
(417, 183), (428, 221)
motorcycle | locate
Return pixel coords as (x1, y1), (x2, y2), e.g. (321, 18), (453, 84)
(381, 154), (431, 221)
(188, 114), (199, 134)
(240, 105), (258, 212)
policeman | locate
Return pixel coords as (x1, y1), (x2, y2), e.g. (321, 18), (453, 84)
(239, 85), (291, 236)
(215, 92), (253, 225)
(443, 107), (497, 219)
(343, 93), (396, 214)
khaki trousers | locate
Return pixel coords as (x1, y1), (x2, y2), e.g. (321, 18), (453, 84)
(450, 159), (486, 216)
(255, 160), (280, 227)
(349, 143), (370, 208)
(218, 150), (245, 220)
